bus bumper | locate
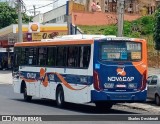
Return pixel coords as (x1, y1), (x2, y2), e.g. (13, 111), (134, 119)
(91, 90), (147, 102)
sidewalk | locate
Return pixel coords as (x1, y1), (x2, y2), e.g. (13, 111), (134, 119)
(0, 70), (12, 84)
(119, 102), (160, 114)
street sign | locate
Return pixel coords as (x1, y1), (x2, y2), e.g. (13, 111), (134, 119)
(32, 32), (67, 41)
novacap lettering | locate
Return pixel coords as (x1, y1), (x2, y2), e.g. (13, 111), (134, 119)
(108, 77), (134, 82)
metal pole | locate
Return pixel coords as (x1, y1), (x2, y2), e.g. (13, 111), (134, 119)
(117, 0), (125, 37)
(18, 0), (23, 42)
(33, 5), (36, 16)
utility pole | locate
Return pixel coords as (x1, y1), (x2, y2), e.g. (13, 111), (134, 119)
(18, 0), (23, 42)
(33, 5), (36, 16)
(117, 0), (125, 37)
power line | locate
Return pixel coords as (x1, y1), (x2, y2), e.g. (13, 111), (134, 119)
(25, 0), (58, 12)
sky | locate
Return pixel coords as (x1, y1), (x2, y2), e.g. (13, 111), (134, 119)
(22, 0), (67, 15)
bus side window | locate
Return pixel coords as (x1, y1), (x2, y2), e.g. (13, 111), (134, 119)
(67, 46), (79, 67)
(21, 48), (26, 65)
(79, 46), (91, 68)
(47, 47), (56, 66)
(56, 47), (67, 67)
(38, 47), (47, 66)
(80, 46), (84, 68)
(83, 46), (91, 68)
(28, 48), (37, 65)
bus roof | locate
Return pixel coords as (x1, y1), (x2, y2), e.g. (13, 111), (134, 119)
(51, 34), (116, 40)
(14, 35), (145, 47)
(15, 39), (94, 47)
(15, 34), (116, 47)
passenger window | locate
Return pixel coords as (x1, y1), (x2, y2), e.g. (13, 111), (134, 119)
(56, 47), (67, 67)
(83, 46), (91, 68)
(38, 47), (47, 66)
(150, 76), (158, 85)
(28, 48), (38, 65)
(67, 46), (79, 67)
(47, 47), (56, 66)
(79, 46), (91, 68)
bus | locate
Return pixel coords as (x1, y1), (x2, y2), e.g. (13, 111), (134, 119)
(12, 35), (147, 110)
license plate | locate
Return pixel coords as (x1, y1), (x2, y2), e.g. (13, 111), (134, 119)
(116, 84), (126, 88)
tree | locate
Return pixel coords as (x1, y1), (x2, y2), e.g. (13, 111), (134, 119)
(153, 5), (160, 50)
(0, 2), (30, 29)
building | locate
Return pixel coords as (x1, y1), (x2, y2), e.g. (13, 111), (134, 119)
(32, 0), (87, 24)
(87, 0), (159, 14)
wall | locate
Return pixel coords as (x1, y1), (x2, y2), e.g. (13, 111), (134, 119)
(32, 5), (67, 24)
(72, 12), (141, 26)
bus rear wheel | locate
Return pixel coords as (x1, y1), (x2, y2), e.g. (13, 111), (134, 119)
(56, 86), (65, 108)
(95, 102), (113, 111)
(23, 85), (32, 101)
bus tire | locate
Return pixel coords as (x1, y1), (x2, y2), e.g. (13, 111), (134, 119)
(23, 84), (32, 102)
(56, 86), (65, 108)
(155, 94), (160, 106)
(95, 102), (113, 111)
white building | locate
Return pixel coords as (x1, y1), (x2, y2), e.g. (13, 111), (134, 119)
(32, 0), (87, 24)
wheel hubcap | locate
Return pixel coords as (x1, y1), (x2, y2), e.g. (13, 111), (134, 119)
(58, 92), (62, 104)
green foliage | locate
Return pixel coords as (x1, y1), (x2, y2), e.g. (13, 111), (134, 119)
(140, 16), (154, 35)
(153, 6), (160, 50)
(79, 15), (154, 40)
(123, 21), (131, 36)
(0, 2), (30, 29)
(128, 31), (141, 38)
(103, 25), (117, 35)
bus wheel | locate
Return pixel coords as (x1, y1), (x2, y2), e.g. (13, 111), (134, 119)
(155, 95), (160, 106)
(56, 86), (65, 108)
(23, 84), (32, 102)
(95, 102), (113, 111)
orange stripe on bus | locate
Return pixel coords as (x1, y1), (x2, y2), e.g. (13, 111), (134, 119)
(14, 40), (93, 47)
(55, 72), (87, 90)
(21, 77), (37, 83)
(131, 38), (145, 43)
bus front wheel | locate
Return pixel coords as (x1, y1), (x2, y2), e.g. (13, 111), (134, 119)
(56, 86), (65, 108)
(23, 84), (32, 101)
(95, 102), (113, 111)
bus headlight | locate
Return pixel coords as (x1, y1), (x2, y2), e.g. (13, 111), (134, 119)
(128, 83), (137, 89)
(104, 83), (114, 88)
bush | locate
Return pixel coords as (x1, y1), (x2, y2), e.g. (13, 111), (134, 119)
(103, 25), (117, 35)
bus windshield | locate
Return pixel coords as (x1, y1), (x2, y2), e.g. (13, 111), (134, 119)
(99, 40), (142, 62)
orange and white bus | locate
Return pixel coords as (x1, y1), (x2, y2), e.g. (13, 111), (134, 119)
(12, 35), (147, 110)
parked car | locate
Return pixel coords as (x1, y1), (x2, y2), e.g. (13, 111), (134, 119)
(147, 74), (160, 106)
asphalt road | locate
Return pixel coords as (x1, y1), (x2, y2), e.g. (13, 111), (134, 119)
(0, 84), (149, 115)
(0, 85), (159, 124)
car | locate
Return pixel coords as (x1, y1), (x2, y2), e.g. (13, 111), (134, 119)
(147, 74), (160, 106)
